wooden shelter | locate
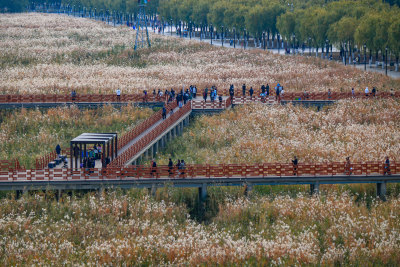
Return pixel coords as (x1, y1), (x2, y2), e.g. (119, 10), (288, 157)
(70, 133), (117, 169)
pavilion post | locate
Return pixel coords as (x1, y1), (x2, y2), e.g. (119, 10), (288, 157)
(84, 144), (86, 162)
(107, 142), (110, 162)
(74, 145), (78, 170)
(79, 144), (82, 166)
(111, 139), (114, 160)
(102, 142), (105, 167)
(70, 143), (73, 169)
(115, 135), (118, 158)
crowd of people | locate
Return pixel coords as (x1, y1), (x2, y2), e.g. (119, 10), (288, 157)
(56, 143), (112, 169)
(67, 83), (396, 104)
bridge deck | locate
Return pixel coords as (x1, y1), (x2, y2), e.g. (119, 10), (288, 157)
(0, 175), (398, 191)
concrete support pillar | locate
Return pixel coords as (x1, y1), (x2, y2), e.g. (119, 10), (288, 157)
(56, 189), (62, 202)
(16, 190), (23, 199)
(244, 183), (253, 196)
(98, 187), (104, 197)
(310, 183), (319, 196)
(377, 182), (387, 201)
(145, 148), (149, 161)
(148, 185), (157, 197)
(153, 142), (158, 158)
(161, 136), (165, 148)
(198, 183), (207, 202)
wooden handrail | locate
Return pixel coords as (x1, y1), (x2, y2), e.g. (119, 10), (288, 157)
(0, 160), (397, 180)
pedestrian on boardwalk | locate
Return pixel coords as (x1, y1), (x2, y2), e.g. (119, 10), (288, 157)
(303, 90), (309, 100)
(351, 88), (355, 98)
(116, 88), (121, 102)
(168, 158), (174, 177)
(229, 84), (235, 100)
(266, 84), (270, 97)
(193, 86), (197, 98)
(372, 87), (376, 97)
(328, 89), (332, 100)
(260, 92), (265, 103)
(151, 159), (157, 178)
(219, 95), (223, 107)
(345, 157), (352, 175)
(384, 156), (391, 175)
(71, 90), (77, 102)
(180, 159), (186, 176)
(56, 144), (61, 158)
(210, 89), (215, 102)
(249, 87), (254, 99)
(292, 156), (298, 175)
(143, 90), (148, 102)
(176, 159), (181, 175)
(203, 88), (208, 102)
(183, 91), (188, 105)
(275, 84), (281, 102)
(261, 85), (265, 94)
(162, 105), (167, 119)
(365, 87), (369, 97)
(242, 83), (246, 97)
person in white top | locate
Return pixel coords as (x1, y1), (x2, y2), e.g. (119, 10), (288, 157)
(116, 88), (121, 101)
(365, 87), (369, 97)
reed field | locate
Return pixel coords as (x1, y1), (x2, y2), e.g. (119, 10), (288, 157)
(0, 190), (399, 265)
(1, 13), (399, 96)
(0, 105), (153, 168)
(156, 99), (400, 165)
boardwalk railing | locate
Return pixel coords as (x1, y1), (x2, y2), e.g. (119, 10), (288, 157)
(118, 102), (177, 149)
(0, 94), (164, 103)
(192, 96), (232, 109)
(110, 102), (192, 166)
(0, 159), (22, 171)
(0, 161), (398, 181)
(35, 149), (70, 169)
(1, 91), (398, 104)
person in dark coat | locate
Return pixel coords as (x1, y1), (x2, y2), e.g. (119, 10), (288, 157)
(151, 159), (157, 177)
(292, 156), (298, 175)
(249, 87), (254, 99)
(56, 144), (61, 158)
(384, 156), (391, 175)
(242, 83), (246, 96)
(229, 84), (234, 99)
(162, 106), (167, 120)
(168, 158), (173, 177)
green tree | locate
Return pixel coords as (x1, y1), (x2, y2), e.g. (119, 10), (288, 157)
(388, 18), (400, 70)
(276, 11), (296, 46)
(207, 0), (227, 29)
